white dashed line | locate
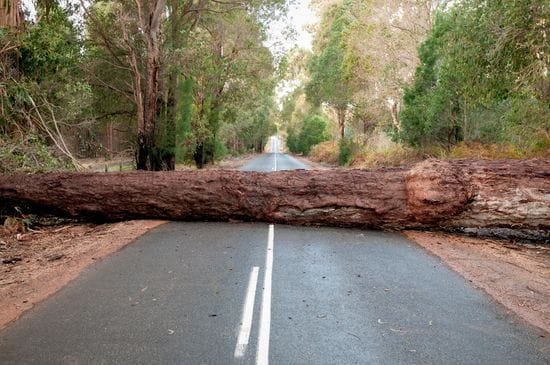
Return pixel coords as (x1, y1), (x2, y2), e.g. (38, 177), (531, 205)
(257, 224), (274, 365)
(234, 266), (260, 358)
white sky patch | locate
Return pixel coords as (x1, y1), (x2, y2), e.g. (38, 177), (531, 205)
(21, 0), (36, 21)
(22, 0), (87, 30)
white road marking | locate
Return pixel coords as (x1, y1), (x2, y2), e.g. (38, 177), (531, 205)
(257, 224), (274, 365)
(234, 266), (260, 358)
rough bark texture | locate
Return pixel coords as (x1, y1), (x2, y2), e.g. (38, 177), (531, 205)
(135, 0), (165, 170)
(0, 159), (548, 239)
(0, 0), (21, 28)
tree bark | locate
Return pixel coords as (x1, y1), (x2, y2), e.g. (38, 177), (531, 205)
(0, 159), (548, 239)
(389, 100), (400, 132)
(135, 0), (165, 170)
(336, 106), (346, 140)
(0, 0), (21, 28)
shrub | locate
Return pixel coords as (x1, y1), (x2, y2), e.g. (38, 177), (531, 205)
(0, 135), (72, 173)
(309, 141), (339, 164)
(286, 114), (329, 155)
(297, 115), (329, 155)
(338, 138), (355, 166)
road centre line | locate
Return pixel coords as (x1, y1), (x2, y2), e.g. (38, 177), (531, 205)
(234, 266), (260, 358)
(257, 224), (274, 365)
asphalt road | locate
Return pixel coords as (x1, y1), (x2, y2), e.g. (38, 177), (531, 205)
(0, 137), (548, 364)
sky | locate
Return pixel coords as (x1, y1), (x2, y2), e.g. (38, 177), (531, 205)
(267, 0), (319, 107)
(283, 0), (318, 50)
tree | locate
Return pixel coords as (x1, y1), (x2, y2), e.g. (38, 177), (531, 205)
(306, 0), (354, 140)
(2, 159), (548, 240)
(296, 114), (329, 155)
(82, 0), (167, 169)
(341, 0), (438, 135)
(1, 1), (88, 169)
(0, 0), (22, 27)
(181, 8), (278, 167)
(400, 0), (549, 150)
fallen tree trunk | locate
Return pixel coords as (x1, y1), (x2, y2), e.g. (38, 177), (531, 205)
(0, 159), (548, 239)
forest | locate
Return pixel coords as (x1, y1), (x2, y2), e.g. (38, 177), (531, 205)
(1, 0), (283, 171)
(0, 0), (548, 172)
(284, 0), (548, 166)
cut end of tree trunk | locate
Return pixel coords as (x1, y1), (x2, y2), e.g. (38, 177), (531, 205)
(406, 159), (474, 224)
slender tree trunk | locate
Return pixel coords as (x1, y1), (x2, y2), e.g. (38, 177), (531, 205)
(390, 101), (400, 132)
(160, 0), (182, 171)
(335, 106), (346, 140)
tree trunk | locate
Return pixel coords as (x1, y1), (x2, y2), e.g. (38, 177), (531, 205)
(390, 100), (400, 132)
(135, 0), (165, 171)
(0, 159), (547, 239)
(336, 106), (346, 140)
(157, 0), (182, 171)
(0, 0), (21, 28)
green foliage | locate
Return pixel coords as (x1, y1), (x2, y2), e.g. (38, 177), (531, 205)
(0, 135), (72, 173)
(305, 0), (353, 110)
(1, 1), (96, 156)
(20, 4), (80, 82)
(400, 0), (549, 150)
(286, 114), (329, 155)
(338, 137), (354, 166)
(286, 126), (299, 154)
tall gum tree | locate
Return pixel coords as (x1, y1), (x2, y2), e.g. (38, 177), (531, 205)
(83, 0), (166, 170)
(306, 0), (354, 140)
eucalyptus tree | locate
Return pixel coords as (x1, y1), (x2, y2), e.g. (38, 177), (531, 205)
(305, 0), (353, 140)
(400, 0), (549, 150)
(341, 0), (437, 135)
(82, 0), (169, 170)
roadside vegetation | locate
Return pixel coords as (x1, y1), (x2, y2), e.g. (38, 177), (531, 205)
(1, 0), (284, 172)
(280, 0), (549, 167)
(1, 0), (548, 172)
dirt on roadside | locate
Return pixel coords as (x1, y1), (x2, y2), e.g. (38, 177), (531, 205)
(0, 220), (166, 330)
(405, 231), (550, 335)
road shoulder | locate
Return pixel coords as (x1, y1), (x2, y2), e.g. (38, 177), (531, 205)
(0, 220), (166, 330)
(405, 230), (550, 336)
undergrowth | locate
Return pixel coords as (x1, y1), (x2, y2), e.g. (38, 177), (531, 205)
(0, 135), (73, 173)
(308, 134), (550, 168)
